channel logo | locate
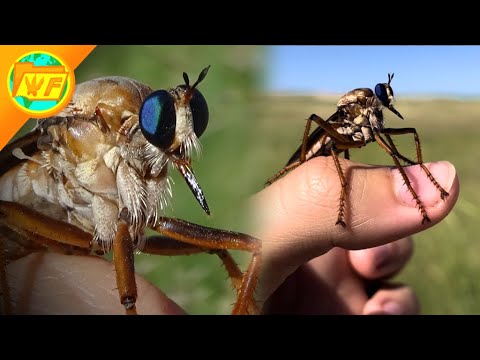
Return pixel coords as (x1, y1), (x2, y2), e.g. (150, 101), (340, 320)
(7, 51), (75, 117)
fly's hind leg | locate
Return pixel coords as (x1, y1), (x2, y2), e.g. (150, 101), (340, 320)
(151, 218), (261, 315)
(265, 114), (320, 186)
(265, 160), (303, 186)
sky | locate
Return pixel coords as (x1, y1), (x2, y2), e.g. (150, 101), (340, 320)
(266, 46), (480, 97)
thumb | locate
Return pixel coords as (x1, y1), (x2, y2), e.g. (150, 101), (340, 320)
(250, 157), (459, 298)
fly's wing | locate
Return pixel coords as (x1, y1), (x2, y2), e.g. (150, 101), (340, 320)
(0, 113), (71, 178)
(0, 124), (41, 177)
(285, 110), (343, 166)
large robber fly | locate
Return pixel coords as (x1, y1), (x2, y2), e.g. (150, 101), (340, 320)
(266, 73), (449, 227)
(0, 66), (261, 315)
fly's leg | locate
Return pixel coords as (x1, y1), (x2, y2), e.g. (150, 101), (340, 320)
(305, 116), (365, 227)
(213, 250), (259, 314)
(143, 235), (259, 314)
(0, 201), (94, 248)
(300, 114), (317, 162)
(329, 148), (348, 228)
(265, 160), (303, 186)
(266, 114), (346, 186)
(265, 115), (316, 186)
(374, 133), (431, 224)
(0, 200), (138, 315)
(151, 218), (261, 315)
(308, 114), (354, 144)
(0, 231), (93, 315)
(0, 234), (13, 315)
(112, 221), (137, 315)
(0, 201), (138, 315)
(0, 203), (94, 314)
(383, 128), (449, 200)
(326, 139), (365, 227)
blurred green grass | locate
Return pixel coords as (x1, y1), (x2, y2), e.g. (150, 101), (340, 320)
(254, 94), (480, 314)
(11, 45), (264, 314)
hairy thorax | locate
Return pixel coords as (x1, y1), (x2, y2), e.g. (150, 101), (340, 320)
(0, 77), (172, 251)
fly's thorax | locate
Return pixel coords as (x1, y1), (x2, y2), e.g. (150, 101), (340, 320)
(357, 96), (384, 133)
(70, 76), (153, 115)
(368, 104), (385, 132)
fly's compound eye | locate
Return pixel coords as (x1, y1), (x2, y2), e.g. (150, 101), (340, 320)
(179, 85), (209, 138)
(375, 83), (389, 106)
(139, 90), (176, 150)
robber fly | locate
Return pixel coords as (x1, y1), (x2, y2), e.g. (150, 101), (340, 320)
(0, 66), (261, 315)
(266, 73), (449, 227)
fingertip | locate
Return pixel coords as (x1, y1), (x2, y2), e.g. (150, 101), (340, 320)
(7, 252), (186, 315)
(393, 161), (457, 208)
(349, 237), (414, 280)
(363, 285), (420, 315)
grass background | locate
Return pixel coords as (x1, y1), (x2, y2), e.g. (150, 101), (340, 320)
(9, 46), (479, 314)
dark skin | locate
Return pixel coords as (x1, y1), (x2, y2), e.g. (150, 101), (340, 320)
(5, 158), (459, 314)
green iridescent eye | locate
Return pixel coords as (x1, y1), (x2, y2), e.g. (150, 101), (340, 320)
(139, 90), (176, 150)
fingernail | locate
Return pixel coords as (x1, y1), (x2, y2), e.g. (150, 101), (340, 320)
(392, 161), (456, 208)
(382, 301), (403, 315)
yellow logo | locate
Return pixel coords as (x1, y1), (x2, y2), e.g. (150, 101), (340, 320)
(7, 51), (75, 117)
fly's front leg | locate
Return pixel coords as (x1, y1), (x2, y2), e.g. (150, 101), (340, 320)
(151, 218), (261, 315)
(373, 133), (431, 224)
(142, 235), (259, 314)
(383, 133), (417, 166)
(383, 128), (449, 200)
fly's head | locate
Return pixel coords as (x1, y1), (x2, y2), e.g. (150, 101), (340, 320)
(374, 73), (404, 120)
(138, 66), (211, 215)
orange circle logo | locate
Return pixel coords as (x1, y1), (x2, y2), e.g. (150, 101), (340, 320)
(7, 51), (75, 117)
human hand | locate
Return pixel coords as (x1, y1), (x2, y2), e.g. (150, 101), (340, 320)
(261, 238), (418, 314)
(251, 157), (459, 314)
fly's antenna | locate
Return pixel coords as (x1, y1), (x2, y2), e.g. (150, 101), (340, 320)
(388, 73), (395, 85)
(183, 65), (211, 104)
